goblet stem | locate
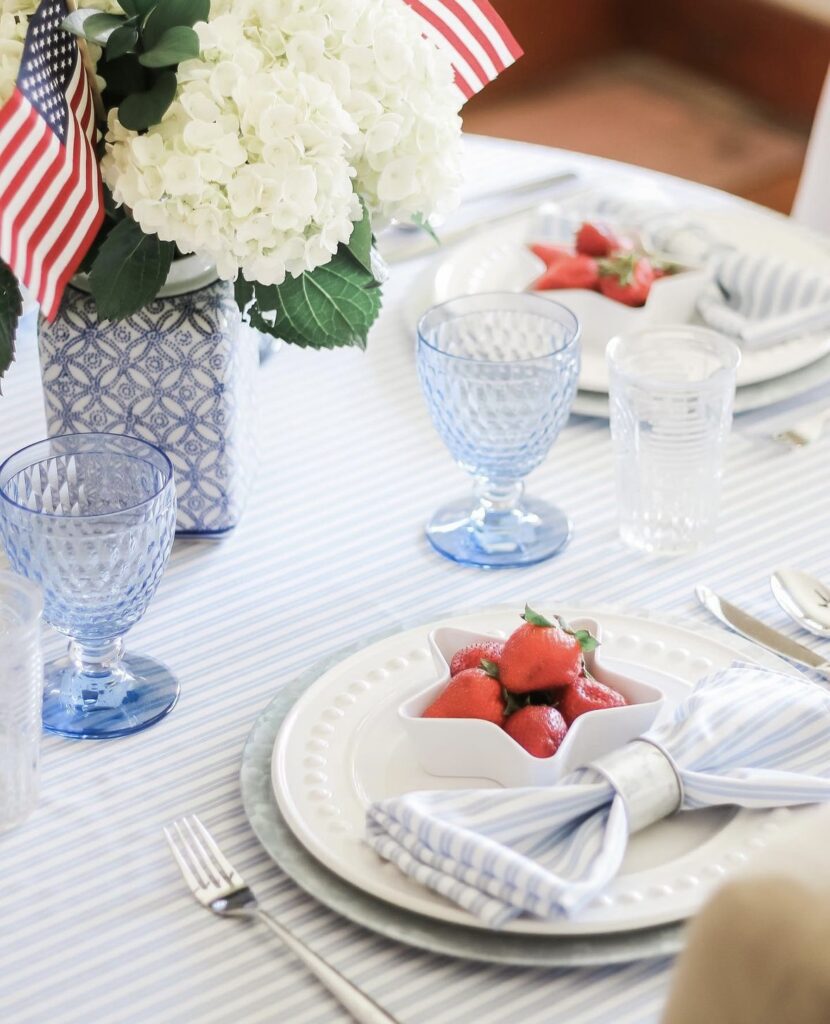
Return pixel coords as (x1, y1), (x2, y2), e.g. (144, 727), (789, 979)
(59, 637), (130, 712)
(69, 637), (126, 678)
(469, 478), (527, 554)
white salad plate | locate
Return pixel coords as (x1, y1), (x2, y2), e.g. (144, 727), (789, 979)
(406, 213), (830, 397)
(271, 605), (802, 938)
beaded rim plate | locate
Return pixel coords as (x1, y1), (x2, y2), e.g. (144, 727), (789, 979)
(269, 606), (802, 937)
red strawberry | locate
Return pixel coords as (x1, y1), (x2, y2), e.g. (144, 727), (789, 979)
(504, 705), (568, 758)
(529, 242), (571, 265)
(422, 668), (505, 725)
(597, 252), (654, 307)
(500, 605), (598, 693)
(450, 640), (504, 677)
(560, 675), (627, 725)
(575, 221), (619, 257)
(531, 254), (599, 292)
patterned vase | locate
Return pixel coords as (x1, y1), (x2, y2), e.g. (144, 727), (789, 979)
(38, 257), (259, 537)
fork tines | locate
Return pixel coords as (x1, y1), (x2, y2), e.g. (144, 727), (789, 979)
(164, 815), (245, 903)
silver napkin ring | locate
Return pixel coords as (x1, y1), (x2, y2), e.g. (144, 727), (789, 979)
(590, 740), (683, 833)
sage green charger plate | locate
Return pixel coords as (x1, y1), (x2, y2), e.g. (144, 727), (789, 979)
(239, 631), (686, 968)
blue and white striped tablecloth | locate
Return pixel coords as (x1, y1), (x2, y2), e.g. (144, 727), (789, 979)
(1, 136), (829, 1024)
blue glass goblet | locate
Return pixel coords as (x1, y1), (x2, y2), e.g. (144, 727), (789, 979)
(417, 293), (581, 568)
(0, 433), (179, 739)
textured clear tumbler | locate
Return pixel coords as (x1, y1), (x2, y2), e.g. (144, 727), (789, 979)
(607, 326), (740, 555)
(0, 434), (178, 739)
(417, 293), (581, 568)
(0, 572), (42, 831)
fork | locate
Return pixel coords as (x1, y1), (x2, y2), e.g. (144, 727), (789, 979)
(164, 815), (398, 1024)
(772, 407), (830, 448)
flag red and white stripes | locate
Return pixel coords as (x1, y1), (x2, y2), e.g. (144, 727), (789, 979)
(0, 0), (103, 321)
(404, 0), (523, 101)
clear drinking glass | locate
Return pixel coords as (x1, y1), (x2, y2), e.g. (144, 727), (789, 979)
(0, 434), (179, 739)
(417, 293), (581, 568)
(606, 326), (741, 555)
(0, 572), (42, 831)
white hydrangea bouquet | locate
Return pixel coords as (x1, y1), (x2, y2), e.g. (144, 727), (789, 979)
(0, 0), (475, 382)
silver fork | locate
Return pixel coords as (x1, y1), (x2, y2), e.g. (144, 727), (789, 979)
(164, 815), (398, 1024)
(773, 407), (830, 448)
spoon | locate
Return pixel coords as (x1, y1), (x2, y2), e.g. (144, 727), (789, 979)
(770, 568), (830, 638)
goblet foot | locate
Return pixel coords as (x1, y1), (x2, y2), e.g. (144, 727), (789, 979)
(42, 652), (180, 739)
(425, 494), (572, 568)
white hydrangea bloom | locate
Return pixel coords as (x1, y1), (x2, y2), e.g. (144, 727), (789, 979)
(103, 0), (462, 286)
(0, 0), (37, 106)
(3, 0), (463, 287)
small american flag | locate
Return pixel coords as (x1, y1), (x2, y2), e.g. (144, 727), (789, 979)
(0, 0), (103, 321)
(404, 0), (522, 101)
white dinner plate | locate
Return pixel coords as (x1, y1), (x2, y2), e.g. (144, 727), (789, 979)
(271, 605), (802, 937)
(405, 212), (830, 395)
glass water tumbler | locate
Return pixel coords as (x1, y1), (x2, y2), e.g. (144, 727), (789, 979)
(0, 434), (179, 739)
(606, 326), (741, 555)
(417, 293), (581, 568)
(0, 572), (42, 831)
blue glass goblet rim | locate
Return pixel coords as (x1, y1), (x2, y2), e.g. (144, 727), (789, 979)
(0, 432), (174, 521)
(416, 291), (581, 363)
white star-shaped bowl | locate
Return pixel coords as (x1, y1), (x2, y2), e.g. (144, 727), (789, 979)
(399, 618), (665, 787)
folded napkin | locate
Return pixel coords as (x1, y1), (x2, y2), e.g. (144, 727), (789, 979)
(366, 664), (830, 927)
(698, 250), (830, 349)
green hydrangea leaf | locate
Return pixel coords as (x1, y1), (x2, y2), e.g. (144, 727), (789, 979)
(62, 10), (125, 43)
(142, 0), (210, 49)
(88, 219), (174, 321)
(138, 25), (200, 67)
(106, 23), (139, 60)
(0, 260), (22, 392)
(239, 251), (382, 351)
(117, 70), (176, 130)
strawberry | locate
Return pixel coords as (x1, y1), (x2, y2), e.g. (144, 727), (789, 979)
(575, 221), (619, 258)
(529, 242), (571, 265)
(449, 640), (504, 677)
(499, 605), (599, 694)
(597, 252), (654, 307)
(504, 705), (568, 758)
(531, 253), (599, 292)
(559, 675), (627, 725)
(422, 668), (505, 725)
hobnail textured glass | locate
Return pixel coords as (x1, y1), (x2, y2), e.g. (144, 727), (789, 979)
(417, 293), (580, 567)
(0, 434), (179, 739)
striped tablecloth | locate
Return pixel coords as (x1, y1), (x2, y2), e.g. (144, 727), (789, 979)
(2, 136), (830, 1024)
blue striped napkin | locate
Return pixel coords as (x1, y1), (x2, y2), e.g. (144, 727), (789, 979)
(698, 250), (830, 349)
(366, 664), (830, 926)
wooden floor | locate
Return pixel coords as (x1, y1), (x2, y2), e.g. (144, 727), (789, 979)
(463, 53), (809, 213)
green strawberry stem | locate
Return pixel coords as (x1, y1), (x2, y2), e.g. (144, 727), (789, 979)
(571, 628), (600, 653)
(521, 603), (600, 652)
(598, 251), (636, 285)
(480, 658), (500, 679)
(521, 604), (554, 628)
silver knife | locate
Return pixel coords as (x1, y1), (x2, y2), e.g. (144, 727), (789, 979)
(379, 171), (581, 263)
(695, 585), (830, 678)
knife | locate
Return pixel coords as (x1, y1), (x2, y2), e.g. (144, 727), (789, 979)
(695, 585), (830, 678)
(379, 171), (581, 263)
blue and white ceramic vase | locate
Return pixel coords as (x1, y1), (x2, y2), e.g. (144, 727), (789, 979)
(38, 257), (259, 537)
